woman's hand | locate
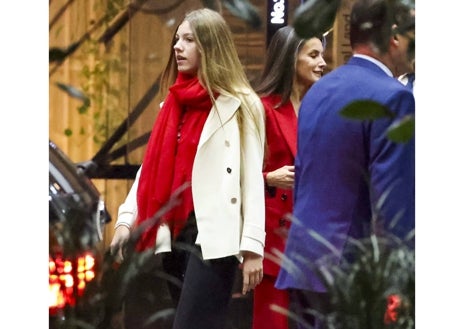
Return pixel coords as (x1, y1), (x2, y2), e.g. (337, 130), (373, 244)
(266, 165), (295, 189)
(109, 225), (131, 262)
(240, 251), (263, 295)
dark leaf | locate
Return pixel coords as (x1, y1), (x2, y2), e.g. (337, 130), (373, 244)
(386, 115), (414, 143)
(78, 104), (90, 114)
(340, 100), (394, 120)
(201, 0), (222, 11)
(130, 0), (185, 15)
(221, 0), (261, 29)
(49, 41), (80, 63)
(55, 82), (91, 106)
(49, 47), (68, 63)
(293, 0), (341, 38)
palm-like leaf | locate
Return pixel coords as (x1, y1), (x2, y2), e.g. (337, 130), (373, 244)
(221, 0), (261, 28)
(386, 115), (414, 143)
(293, 0), (341, 38)
(340, 100), (395, 120)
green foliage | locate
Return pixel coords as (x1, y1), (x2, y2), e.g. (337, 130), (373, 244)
(275, 230), (415, 329)
(55, 82), (91, 107)
(340, 100), (415, 144)
(51, 0), (128, 145)
(340, 100), (395, 120)
(321, 234), (415, 329)
(387, 115), (414, 143)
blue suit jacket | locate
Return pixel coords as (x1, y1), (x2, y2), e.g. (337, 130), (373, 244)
(275, 56), (415, 292)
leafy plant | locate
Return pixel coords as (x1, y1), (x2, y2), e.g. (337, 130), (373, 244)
(320, 234), (415, 329)
(340, 100), (415, 144)
(271, 228), (415, 329)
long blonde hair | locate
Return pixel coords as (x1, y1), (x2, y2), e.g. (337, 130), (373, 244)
(160, 8), (263, 143)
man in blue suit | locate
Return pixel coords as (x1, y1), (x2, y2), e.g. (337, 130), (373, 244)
(275, 0), (415, 328)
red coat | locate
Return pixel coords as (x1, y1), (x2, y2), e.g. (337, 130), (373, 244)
(261, 94), (297, 277)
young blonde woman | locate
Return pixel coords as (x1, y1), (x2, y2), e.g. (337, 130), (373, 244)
(253, 26), (326, 329)
(110, 8), (266, 329)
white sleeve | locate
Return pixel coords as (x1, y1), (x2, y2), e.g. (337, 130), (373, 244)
(115, 164), (172, 253)
(114, 165), (142, 229)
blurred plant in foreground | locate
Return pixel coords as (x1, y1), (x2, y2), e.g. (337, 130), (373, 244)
(272, 229), (415, 329)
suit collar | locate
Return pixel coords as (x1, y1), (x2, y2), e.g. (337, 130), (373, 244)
(350, 55), (393, 77)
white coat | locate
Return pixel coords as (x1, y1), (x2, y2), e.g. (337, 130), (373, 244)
(115, 91), (266, 261)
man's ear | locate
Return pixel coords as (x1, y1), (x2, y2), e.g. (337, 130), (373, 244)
(390, 34), (400, 49)
(391, 24), (399, 43)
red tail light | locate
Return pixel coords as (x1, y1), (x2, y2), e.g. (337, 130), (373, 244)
(49, 252), (97, 315)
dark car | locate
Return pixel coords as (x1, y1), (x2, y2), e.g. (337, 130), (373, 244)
(49, 140), (111, 325)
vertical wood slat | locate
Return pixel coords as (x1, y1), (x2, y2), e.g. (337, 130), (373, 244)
(332, 0), (355, 68)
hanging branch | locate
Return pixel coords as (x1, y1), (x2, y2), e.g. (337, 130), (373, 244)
(49, 0), (76, 31)
(49, 14), (110, 77)
(125, 0), (185, 16)
(49, 0), (150, 77)
(98, 0), (150, 44)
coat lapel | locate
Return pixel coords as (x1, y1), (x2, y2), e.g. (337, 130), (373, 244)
(272, 102), (297, 157)
(198, 94), (240, 148)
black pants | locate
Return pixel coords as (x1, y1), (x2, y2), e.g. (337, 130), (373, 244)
(123, 212), (199, 329)
(288, 289), (331, 329)
(172, 247), (238, 329)
(164, 213), (239, 329)
(162, 212), (199, 305)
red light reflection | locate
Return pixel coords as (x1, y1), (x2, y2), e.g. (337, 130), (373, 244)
(49, 253), (96, 312)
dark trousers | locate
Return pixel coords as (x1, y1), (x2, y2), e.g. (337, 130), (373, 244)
(162, 212), (199, 305)
(172, 248), (238, 329)
(164, 212), (239, 329)
(288, 289), (331, 329)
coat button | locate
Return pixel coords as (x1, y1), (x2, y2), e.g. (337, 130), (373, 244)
(279, 218), (286, 227)
(281, 193), (287, 201)
(230, 197), (237, 204)
(227, 167), (232, 173)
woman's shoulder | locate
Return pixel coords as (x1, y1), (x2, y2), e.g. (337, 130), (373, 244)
(260, 94), (282, 106)
(219, 87), (261, 106)
(233, 86), (256, 97)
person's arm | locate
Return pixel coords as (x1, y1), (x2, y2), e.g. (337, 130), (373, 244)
(109, 166), (141, 261)
(109, 165), (172, 259)
(240, 95), (266, 294)
(369, 90), (415, 240)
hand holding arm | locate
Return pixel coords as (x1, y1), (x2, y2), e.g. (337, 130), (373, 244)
(265, 165), (295, 190)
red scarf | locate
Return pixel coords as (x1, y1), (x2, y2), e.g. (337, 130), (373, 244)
(135, 73), (213, 251)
